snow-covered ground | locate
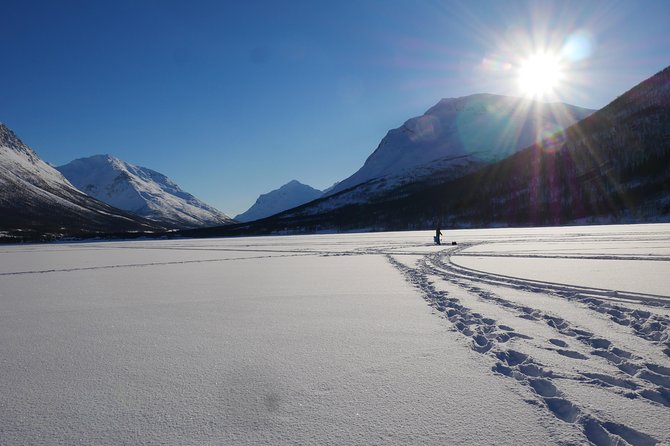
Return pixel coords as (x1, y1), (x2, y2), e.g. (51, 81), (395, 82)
(1, 224), (668, 445)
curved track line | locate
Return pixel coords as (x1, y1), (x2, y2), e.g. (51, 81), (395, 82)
(435, 244), (670, 307)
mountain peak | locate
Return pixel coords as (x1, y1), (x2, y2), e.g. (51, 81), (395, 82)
(434, 93), (499, 104)
(282, 179), (310, 189)
(0, 123), (19, 146)
(235, 180), (323, 222)
(0, 123), (38, 161)
(57, 155), (233, 228)
(425, 93), (582, 117)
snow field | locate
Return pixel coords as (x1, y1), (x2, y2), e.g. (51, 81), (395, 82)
(0, 224), (668, 445)
(1, 237), (556, 445)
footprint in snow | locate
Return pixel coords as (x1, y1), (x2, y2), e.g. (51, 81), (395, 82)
(556, 349), (589, 360)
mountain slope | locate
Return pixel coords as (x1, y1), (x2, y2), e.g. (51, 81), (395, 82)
(0, 124), (161, 239)
(235, 180), (322, 222)
(329, 94), (594, 196)
(57, 155), (234, 228)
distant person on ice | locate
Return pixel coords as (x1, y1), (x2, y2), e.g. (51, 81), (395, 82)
(434, 225), (443, 245)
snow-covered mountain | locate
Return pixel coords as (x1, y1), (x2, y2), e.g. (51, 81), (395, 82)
(328, 94), (594, 195)
(235, 180), (322, 222)
(0, 123), (159, 238)
(57, 155), (234, 229)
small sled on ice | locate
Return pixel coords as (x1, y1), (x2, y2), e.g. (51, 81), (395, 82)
(434, 236), (456, 246)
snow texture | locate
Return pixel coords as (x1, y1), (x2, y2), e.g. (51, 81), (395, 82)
(235, 180), (322, 222)
(0, 224), (668, 445)
(328, 94), (594, 196)
(57, 155), (233, 228)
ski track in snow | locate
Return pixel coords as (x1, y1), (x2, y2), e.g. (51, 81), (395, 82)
(385, 242), (670, 446)
(0, 253), (313, 276)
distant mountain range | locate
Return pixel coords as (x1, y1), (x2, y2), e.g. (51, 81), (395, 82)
(57, 155), (233, 228)
(242, 94), (593, 222)
(0, 124), (161, 240)
(233, 94), (593, 224)
(185, 65), (670, 237)
(3, 65), (669, 241)
(235, 180), (322, 222)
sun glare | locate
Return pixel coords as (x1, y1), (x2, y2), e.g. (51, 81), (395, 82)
(517, 54), (563, 99)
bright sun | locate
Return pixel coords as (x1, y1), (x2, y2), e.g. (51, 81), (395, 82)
(518, 53), (563, 99)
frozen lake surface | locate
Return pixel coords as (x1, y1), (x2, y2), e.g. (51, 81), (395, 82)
(1, 224), (669, 445)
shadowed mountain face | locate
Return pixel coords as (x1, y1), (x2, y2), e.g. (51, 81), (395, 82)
(0, 124), (162, 240)
(58, 155), (234, 229)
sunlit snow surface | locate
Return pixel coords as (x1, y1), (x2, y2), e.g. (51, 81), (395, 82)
(1, 224), (669, 445)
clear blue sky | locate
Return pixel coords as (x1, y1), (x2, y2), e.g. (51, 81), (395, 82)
(2, 0), (669, 216)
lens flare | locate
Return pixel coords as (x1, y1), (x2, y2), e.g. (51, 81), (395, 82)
(537, 123), (567, 153)
(561, 31), (593, 62)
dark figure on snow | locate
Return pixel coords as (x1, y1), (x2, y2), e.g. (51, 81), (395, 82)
(435, 226), (443, 245)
